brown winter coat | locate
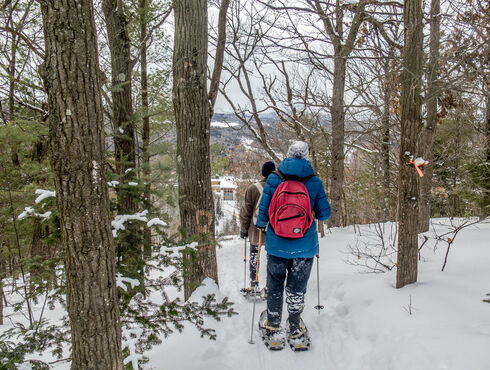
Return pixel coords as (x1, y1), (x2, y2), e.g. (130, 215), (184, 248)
(239, 179), (267, 245)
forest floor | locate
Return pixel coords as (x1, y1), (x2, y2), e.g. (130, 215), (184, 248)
(4, 217), (489, 369)
(146, 218), (490, 370)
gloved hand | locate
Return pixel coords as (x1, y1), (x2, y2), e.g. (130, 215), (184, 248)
(256, 225), (267, 233)
(240, 230), (248, 239)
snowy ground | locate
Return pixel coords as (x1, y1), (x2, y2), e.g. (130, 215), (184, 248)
(2, 218), (490, 369)
(146, 218), (490, 370)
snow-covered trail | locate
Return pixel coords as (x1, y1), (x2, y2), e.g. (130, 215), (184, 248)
(147, 220), (490, 370)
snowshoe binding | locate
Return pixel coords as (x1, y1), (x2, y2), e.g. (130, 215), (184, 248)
(286, 318), (310, 351)
(258, 310), (285, 351)
(240, 286), (267, 301)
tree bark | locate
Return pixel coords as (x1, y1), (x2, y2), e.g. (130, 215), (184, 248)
(484, 82), (490, 217)
(396, 0), (424, 289)
(8, 15), (20, 167)
(173, 0), (218, 300)
(381, 52), (394, 221)
(39, 0), (123, 367)
(102, 0), (137, 214)
(329, 50), (347, 227)
(419, 0), (440, 232)
(208, 0), (230, 113)
(140, 0), (152, 256)
(313, 0), (365, 227)
(0, 278), (3, 325)
(103, 0), (144, 303)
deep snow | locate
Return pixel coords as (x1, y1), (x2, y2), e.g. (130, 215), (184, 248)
(146, 219), (490, 370)
(2, 218), (490, 369)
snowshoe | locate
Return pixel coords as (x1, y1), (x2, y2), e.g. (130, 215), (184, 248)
(240, 286), (267, 301)
(286, 318), (311, 351)
(258, 310), (285, 351)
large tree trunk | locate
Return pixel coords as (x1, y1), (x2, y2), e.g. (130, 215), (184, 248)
(329, 50), (347, 227)
(39, 0), (123, 367)
(173, 0), (218, 300)
(396, 0), (424, 289)
(419, 0), (440, 232)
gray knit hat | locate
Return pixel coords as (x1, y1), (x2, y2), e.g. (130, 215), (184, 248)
(286, 140), (309, 160)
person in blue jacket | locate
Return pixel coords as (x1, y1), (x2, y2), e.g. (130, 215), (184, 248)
(255, 140), (331, 342)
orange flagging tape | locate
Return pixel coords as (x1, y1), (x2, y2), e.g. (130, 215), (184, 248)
(410, 159), (429, 177)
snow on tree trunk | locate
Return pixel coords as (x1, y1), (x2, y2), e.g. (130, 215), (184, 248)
(396, 0), (424, 289)
(39, 0), (123, 367)
(173, 0), (218, 300)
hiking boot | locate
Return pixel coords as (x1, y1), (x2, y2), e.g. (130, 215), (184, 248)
(258, 310), (285, 350)
(288, 317), (306, 339)
(286, 317), (310, 351)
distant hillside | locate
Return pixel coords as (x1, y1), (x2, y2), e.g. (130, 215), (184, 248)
(209, 112), (278, 150)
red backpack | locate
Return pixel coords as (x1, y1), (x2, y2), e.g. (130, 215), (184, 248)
(268, 170), (314, 238)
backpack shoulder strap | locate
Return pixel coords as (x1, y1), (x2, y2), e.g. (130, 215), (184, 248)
(300, 174), (316, 183)
(254, 182), (263, 194)
(273, 170), (286, 181)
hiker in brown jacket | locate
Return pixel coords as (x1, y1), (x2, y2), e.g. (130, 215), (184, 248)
(239, 161), (275, 289)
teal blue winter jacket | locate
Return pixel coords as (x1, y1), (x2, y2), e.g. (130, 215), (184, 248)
(255, 157), (331, 259)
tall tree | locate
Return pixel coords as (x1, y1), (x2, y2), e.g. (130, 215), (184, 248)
(173, 0), (229, 299)
(419, 0), (441, 232)
(139, 0), (152, 254)
(102, 0), (145, 305)
(313, 0), (367, 227)
(396, 0), (424, 288)
(39, 0), (123, 367)
(102, 0), (137, 214)
(0, 278), (3, 325)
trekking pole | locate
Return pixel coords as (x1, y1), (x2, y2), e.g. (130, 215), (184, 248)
(249, 230), (263, 344)
(243, 237), (247, 290)
(314, 254), (324, 313)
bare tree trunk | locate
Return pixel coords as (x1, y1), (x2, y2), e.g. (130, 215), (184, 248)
(102, 0), (137, 213)
(0, 278), (3, 325)
(311, 144), (325, 237)
(173, 0), (218, 299)
(8, 19), (20, 167)
(381, 54), (393, 221)
(484, 85), (490, 217)
(329, 51), (347, 227)
(313, 0), (366, 227)
(39, 0), (123, 367)
(419, 0), (440, 232)
(103, 0), (144, 304)
(140, 0), (152, 256)
(29, 219), (53, 281)
(396, 0), (424, 289)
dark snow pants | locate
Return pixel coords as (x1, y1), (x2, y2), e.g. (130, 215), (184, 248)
(266, 254), (314, 327)
(249, 244), (259, 282)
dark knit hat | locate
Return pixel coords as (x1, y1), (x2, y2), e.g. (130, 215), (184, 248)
(261, 161), (276, 178)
